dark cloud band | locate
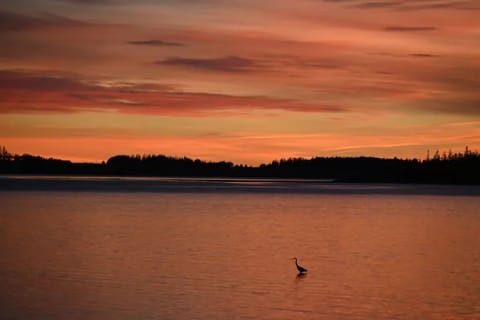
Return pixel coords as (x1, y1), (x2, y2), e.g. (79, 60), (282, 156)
(128, 40), (184, 47)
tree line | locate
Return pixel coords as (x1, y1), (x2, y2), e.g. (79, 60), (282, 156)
(1, 146), (480, 184)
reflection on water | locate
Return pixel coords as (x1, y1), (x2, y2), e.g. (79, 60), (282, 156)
(296, 273), (308, 280)
(1, 187), (480, 319)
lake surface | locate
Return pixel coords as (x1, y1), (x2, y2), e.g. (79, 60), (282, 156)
(1, 177), (480, 319)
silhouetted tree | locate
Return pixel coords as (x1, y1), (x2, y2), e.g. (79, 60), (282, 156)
(1, 147), (480, 184)
(0, 146), (12, 161)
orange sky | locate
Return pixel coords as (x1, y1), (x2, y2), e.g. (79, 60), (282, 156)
(1, 0), (479, 165)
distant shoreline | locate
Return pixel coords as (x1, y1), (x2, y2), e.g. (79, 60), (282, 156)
(1, 150), (480, 185)
(2, 175), (480, 196)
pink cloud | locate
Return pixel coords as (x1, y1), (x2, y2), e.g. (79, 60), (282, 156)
(0, 70), (348, 116)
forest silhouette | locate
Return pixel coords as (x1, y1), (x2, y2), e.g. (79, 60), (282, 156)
(1, 146), (480, 184)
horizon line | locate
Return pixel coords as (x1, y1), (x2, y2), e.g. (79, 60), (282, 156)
(2, 146), (477, 168)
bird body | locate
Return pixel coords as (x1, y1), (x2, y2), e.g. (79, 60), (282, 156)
(292, 257), (308, 274)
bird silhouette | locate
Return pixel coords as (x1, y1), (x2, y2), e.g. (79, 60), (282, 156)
(292, 257), (308, 274)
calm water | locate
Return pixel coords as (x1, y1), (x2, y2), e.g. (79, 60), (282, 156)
(1, 177), (480, 319)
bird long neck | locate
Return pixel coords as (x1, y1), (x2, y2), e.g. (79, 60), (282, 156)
(294, 258), (299, 266)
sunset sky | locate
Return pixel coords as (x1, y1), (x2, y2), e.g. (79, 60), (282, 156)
(1, 0), (479, 164)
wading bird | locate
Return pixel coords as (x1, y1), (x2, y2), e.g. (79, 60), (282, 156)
(292, 257), (308, 274)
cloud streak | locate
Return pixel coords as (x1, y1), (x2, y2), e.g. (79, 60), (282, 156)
(324, 0), (479, 10)
(158, 56), (261, 73)
(0, 70), (348, 116)
(383, 26), (437, 32)
(128, 40), (184, 46)
(0, 10), (88, 31)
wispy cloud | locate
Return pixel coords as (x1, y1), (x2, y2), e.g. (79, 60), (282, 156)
(0, 10), (87, 32)
(0, 70), (348, 116)
(157, 56), (261, 73)
(128, 40), (183, 47)
(402, 1), (477, 10)
(409, 53), (438, 58)
(383, 26), (437, 32)
(325, 0), (478, 11)
(352, 1), (402, 9)
(63, 0), (115, 4)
